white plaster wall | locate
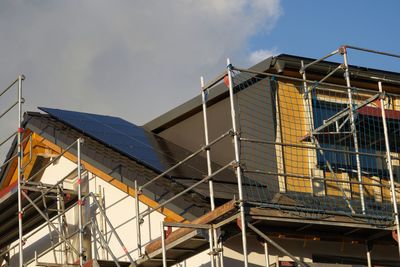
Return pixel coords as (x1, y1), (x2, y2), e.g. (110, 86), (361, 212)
(39, 156), (78, 186)
(5, 155), (169, 266)
(88, 173), (165, 261)
(4, 155), (193, 266)
(88, 173), (211, 266)
(7, 156), (78, 266)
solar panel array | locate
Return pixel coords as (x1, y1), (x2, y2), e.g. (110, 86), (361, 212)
(39, 107), (206, 178)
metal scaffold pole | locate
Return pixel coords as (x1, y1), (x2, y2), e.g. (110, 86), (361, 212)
(378, 82), (400, 258)
(366, 241), (372, 267)
(264, 242), (270, 267)
(77, 138), (84, 266)
(135, 180), (142, 258)
(201, 76), (215, 211)
(227, 59), (249, 267)
(161, 222), (167, 267)
(248, 223), (308, 267)
(300, 60), (317, 195)
(341, 47), (366, 214)
(17, 74), (24, 267)
(201, 76), (220, 267)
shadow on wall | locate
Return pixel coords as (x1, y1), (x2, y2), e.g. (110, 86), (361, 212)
(10, 229), (62, 266)
(197, 234), (271, 267)
(199, 257), (266, 267)
(210, 234), (310, 267)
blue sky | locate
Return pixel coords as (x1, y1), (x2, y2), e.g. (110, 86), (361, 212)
(0, 1), (399, 161)
(0, 0), (399, 128)
(248, 0), (400, 72)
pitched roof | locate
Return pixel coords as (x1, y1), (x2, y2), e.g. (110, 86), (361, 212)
(0, 108), (243, 220)
(38, 107), (207, 179)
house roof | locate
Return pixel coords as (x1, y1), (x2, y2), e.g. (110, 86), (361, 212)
(38, 107), (207, 179)
(0, 108), (247, 220)
(144, 53), (400, 133)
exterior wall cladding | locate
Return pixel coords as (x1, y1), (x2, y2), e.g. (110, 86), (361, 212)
(1, 50), (400, 267)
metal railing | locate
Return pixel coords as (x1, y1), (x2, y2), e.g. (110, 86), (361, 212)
(133, 60), (250, 267)
(13, 137), (135, 267)
(0, 75), (25, 267)
(2, 45), (400, 267)
(230, 46), (400, 264)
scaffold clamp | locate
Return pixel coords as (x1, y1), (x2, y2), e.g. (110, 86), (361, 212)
(202, 144), (210, 151)
(139, 217), (144, 225)
(339, 45), (347, 55)
(231, 161), (241, 169)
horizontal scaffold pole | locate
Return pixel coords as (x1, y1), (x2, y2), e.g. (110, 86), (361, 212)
(139, 161), (234, 220)
(139, 130), (231, 191)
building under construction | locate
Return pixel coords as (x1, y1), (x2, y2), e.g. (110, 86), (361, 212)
(0, 45), (399, 267)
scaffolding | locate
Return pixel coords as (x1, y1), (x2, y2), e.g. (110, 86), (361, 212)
(0, 77), (134, 266)
(133, 59), (246, 267)
(229, 45), (400, 265)
(137, 45), (400, 267)
(0, 75), (25, 266)
(0, 45), (399, 267)
(0, 136), (135, 266)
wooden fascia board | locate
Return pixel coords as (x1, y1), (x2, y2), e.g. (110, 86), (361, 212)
(145, 199), (237, 254)
(1, 153), (17, 188)
(32, 133), (185, 223)
(1, 129), (41, 188)
(7, 132), (49, 185)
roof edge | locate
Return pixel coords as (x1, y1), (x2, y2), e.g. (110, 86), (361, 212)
(143, 56), (275, 133)
(143, 53), (400, 133)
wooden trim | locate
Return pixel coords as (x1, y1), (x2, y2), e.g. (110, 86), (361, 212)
(32, 133), (186, 223)
(1, 130), (43, 187)
(145, 199), (237, 254)
(9, 133), (49, 185)
(1, 156), (17, 188)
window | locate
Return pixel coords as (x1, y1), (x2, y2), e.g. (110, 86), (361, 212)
(311, 97), (389, 177)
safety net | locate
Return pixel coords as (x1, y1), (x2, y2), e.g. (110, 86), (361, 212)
(231, 69), (399, 226)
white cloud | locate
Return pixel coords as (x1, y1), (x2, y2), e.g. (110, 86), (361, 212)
(249, 48), (279, 65)
(0, 0), (282, 126)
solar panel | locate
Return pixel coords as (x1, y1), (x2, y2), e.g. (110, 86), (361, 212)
(38, 107), (207, 178)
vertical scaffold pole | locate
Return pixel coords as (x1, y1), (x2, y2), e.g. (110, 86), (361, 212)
(57, 186), (64, 264)
(300, 61), (317, 195)
(379, 82), (400, 257)
(201, 77), (215, 211)
(135, 180), (142, 258)
(264, 242), (270, 267)
(208, 228), (215, 267)
(227, 59), (249, 267)
(17, 74), (24, 267)
(366, 242), (372, 267)
(201, 76), (217, 267)
(341, 47), (366, 214)
(161, 222), (167, 267)
(77, 138), (84, 266)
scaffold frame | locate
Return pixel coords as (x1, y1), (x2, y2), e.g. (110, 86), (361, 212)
(1, 45), (400, 267)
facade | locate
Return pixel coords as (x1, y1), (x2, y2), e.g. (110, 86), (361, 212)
(0, 45), (399, 267)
